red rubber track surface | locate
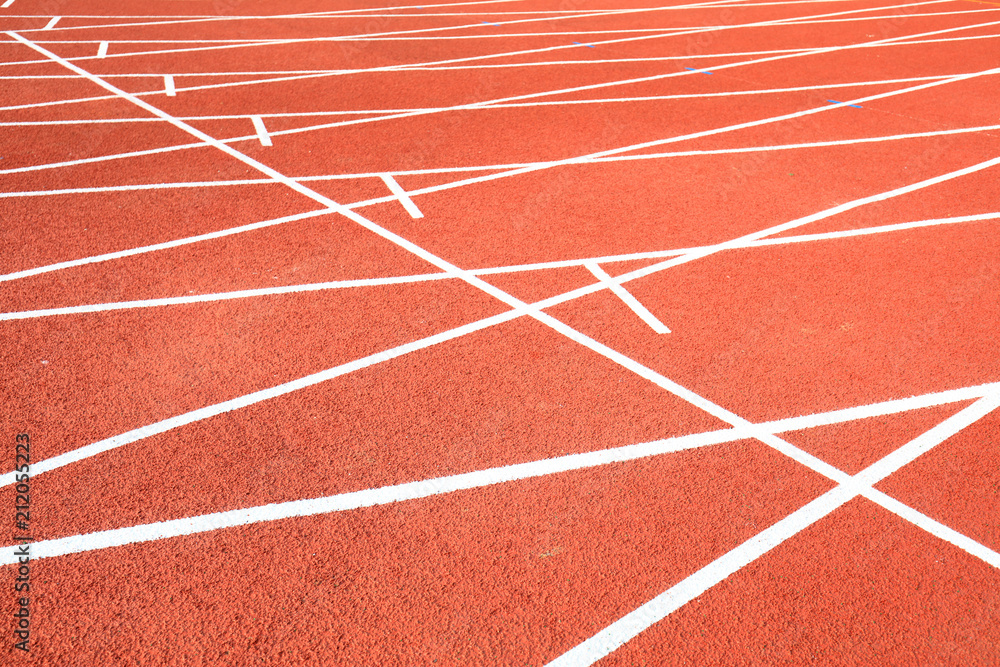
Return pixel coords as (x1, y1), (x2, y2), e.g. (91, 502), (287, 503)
(2, 0), (999, 664)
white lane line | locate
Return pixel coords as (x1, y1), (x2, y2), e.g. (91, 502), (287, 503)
(0, 307), (525, 490)
(0, 273), (454, 321)
(0, 429), (744, 565)
(42, 16), (59, 30)
(250, 115), (271, 146)
(3, 383), (998, 564)
(9, 29), (996, 497)
(0, 72), (962, 120)
(584, 262), (670, 334)
(163, 74), (175, 96)
(3, 121), (998, 194)
(548, 393), (1000, 666)
(96, 41), (108, 58)
(5, 211), (997, 322)
(380, 174), (424, 218)
(1, 0), (15, 8)
(0, 0), (953, 75)
(0, 208), (338, 284)
(864, 490), (1000, 569)
(30, 7), (1000, 44)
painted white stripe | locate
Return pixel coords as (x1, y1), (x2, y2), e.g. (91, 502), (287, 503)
(864, 490), (1000, 569)
(4, 386), (998, 566)
(42, 16), (59, 30)
(0, 307), (525, 491)
(548, 393), (1000, 666)
(585, 263), (670, 333)
(3, 123), (999, 198)
(5, 211), (997, 322)
(96, 41), (108, 58)
(0, 208), (337, 284)
(1, 0), (15, 8)
(250, 115), (271, 146)
(380, 174), (424, 218)
(0, 273), (453, 321)
(0, 0), (956, 77)
(163, 74), (175, 96)
(29, 8), (1000, 44)
(0, 428), (744, 565)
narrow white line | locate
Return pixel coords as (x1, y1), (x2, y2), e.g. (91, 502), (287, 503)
(864, 489), (1000, 569)
(96, 41), (108, 58)
(0, 0), (954, 76)
(584, 263), (670, 334)
(380, 174), (424, 219)
(0, 208), (336, 284)
(0, 273), (454, 321)
(548, 393), (1000, 666)
(748, 212), (1000, 247)
(250, 115), (271, 146)
(42, 16), (59, 30)
(163, 74), (175, 97)
(1, 0), (15, 8)
(0, 307), (523, 490)
(6, 211), (998, 321)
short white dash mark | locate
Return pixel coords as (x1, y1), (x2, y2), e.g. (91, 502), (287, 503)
(42, 16), (60, 30)
(380, 174), (424, 219)
(97, 41), (108, 58)
(163, 74), (176, 97)
(585, 262), (670, 333)
(1, 0), (16, 9)
(250, 115), (272, 146)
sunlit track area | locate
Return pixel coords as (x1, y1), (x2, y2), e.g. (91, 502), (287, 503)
(2, 0), (999, 663)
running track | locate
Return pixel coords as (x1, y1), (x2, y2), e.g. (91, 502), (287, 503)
(2, 0), (999, 663)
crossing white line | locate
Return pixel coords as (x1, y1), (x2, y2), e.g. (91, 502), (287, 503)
(96, 41), (108, 58)
(250, 115), (272, 146)
(546, 391), (1000, 666)
(163, 74), (176, 96)
(584, 262), (670, 334)
(380, 174), (424, 218)
(42, 16), (59, 30)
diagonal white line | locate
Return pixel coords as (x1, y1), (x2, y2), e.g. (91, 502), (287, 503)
(250, 115), (271, 146)
(548, 393), (1000, 666)
(380, 174), (424, 218)
(3, 385), (998, 566)
(584, 262), (670, 333)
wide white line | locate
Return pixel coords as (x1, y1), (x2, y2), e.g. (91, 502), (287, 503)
(584, 262), (670, 333)
(250, 115), (271, 146)
(163, 74), (175, 96)
(41, 16), (59, 30)
(4, 384), (997, 565)
(548, 393), (1000, 666)
(380, 174), (424, 218)
(0, 273), (453, 321)
(96, 41), (108, 58)
(0, 428), (746, 565)
(1, 0), (15, 9)
(0, 208), (337, 284)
